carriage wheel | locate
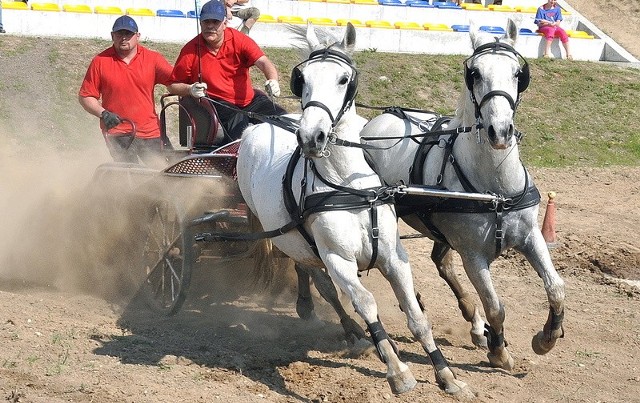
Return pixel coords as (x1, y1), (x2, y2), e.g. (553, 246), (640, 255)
(140, 199), (195, 316)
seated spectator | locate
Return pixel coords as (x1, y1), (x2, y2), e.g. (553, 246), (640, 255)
(535, 0), (573, 59)
(225, 0), (260, 35)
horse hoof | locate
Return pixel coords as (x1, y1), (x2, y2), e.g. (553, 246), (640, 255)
(487, 349), (514, 371)
(470, 330), (488, 350)
(387, 368), (417, 395)
(532, 331), (557, 355)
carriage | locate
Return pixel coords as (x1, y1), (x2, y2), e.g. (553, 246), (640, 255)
(89, 20), (565, 397)
(91, 94), (259, 316)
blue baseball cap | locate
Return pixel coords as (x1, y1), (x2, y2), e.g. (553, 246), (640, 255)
(200, 0), (226, 21)
(112, 15), (138, 33)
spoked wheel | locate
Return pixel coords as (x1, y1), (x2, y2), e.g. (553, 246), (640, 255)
(140, 199), (196, 316)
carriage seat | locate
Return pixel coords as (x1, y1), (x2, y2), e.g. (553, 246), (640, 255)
(178, 96), (226, 153)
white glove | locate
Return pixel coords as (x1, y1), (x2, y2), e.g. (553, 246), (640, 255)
(265, 79), (281, 97)
(189, 82), (208, 99)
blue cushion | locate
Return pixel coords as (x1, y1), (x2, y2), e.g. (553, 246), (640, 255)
(451, 24), (470, 32)
(378, 0), (405, 6)
(407, 0), (434, 7)
(157, 9), (186, 18)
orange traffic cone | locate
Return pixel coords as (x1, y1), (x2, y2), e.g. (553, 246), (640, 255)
(541, 191), (557, 248)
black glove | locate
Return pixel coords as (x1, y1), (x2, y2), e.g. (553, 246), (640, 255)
(101, 110), (121, 130)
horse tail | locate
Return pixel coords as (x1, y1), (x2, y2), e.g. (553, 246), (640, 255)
(247, 211), (294, 293)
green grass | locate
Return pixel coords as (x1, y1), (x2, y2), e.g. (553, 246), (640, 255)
(2, 35), (639, 168)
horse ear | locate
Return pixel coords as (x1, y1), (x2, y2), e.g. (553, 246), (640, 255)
(306, 22), (320, 50)
(468, 20), (480, 50)
(342, 22), (357, 55)
(505, 17), (519, 45)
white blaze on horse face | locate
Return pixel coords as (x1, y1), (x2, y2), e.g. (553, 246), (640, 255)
(298, 60), (352, 158)
(472, 50), (520, 150)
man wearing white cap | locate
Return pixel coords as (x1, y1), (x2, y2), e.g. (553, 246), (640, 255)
(168, 0), (286, 142)
(79, 15), (173, 166)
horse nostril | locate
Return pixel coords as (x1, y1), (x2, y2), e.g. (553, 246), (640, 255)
(487, 126), (497, 142)
(317, 131), (326, 146)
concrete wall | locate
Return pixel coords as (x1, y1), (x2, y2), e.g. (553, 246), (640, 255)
(1, 1), (633, 62)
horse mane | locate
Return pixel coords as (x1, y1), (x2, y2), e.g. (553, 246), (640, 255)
(287, 23), (352, 60)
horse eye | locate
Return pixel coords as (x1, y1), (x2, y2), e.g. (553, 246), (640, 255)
(339, 76), (349, 86)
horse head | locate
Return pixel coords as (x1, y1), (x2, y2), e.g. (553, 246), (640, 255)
(464, 18), (529, 149)
(289, 22), (358, 158)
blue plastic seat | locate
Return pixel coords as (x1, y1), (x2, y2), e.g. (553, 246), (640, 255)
(157, 9), (186, 17)
(407, 0), (434, 7)
(378, 0), (405, 6)
(187, 10), (199, 18)
(433, 1), (462, 9)
(480, 25), (506, 34)
(451, 24), (470, 32)
(519, 28), (538, 36)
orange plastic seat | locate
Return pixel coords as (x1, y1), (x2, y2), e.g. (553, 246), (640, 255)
(126, 7), (155, 16)
(31, 3), (61, 12)
(394, 21), (423, 30)
(308, 17), (337, 26)
(337, 18), (365, 27)
(258, 14), (277, 23)
(277, 15), (306, 24)
(94, 6), (124, 15)
(424, 23), (453, 31)
(63, 4), (92, 13)
(366, 20), (393, 29)
(2, 1), (29, 9)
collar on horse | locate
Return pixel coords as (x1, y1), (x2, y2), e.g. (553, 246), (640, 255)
(389, 109), (539, 258)
(283, 147), (394, 271)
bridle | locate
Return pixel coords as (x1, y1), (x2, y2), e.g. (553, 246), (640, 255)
(290, 46), (359, 155)
(464, 39), (530, 126)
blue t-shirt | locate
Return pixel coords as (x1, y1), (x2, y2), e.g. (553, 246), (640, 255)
(535, 4), (563, 25)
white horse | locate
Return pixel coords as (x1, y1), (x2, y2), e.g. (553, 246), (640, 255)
(237, 23), (473, 397)
(358, 19), (566, 370)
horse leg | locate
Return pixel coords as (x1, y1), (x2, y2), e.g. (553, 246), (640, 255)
(296, 263), (367, 343)
(461, 257), (514, 371)
(517, 232), (565, 355)
(380, 257), (475, 398)
(323, 259), (416, 395)
(431, 242), (487, 349)
(294, 263), (317, 321)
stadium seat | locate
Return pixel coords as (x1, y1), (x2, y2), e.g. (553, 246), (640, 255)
(326, 0), (351, 4)
(488, 4), (514, 12)
(424, 23), (453, 31)
(451, 24), (470, 32)
(277, 15), (306, 24)
(515, 6), (538, 13)
(31, 3), (61, 12)
(63, 4), (92, 13)
(366, 20), (394, 28)
(480, 25), (506, 34)
(395, 21), (423, 30)
(95, 6), (124, 15)
(157, 9), (186, 18)
(461, 3), (488, 11)
(519, 28), (538, 36)
(308, 17), (337, 26)
(3, 1), (29, 9)
(337, 18), (365, 27)
(187, 10), (199, 18)
(258, 14), (277, 23)
(407, 0), (434, 7)
(378, 0), (404, 6)
(432, 1), (462, 9)
(353, 0), (379, 4)
(567, 30), (595, 39)
(126, 8), (154, 17)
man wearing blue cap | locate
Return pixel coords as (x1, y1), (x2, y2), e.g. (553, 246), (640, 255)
(168, 0), (286, 142)
(79, 15), (173, 166)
